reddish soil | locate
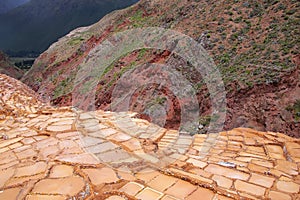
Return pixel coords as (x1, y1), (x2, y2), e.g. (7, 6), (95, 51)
(225, 68), (299, 137)
(32, 45), (300, 137)
(21, 0), (300, 137)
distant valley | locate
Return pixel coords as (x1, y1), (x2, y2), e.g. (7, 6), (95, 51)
(0, 0), (139, 57)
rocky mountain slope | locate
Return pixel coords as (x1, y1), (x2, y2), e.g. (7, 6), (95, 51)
(0, 0), (138, 56)
(1, 74), (300, 199)
(22, 0), (300, 137)
(0, 51), (24, 79)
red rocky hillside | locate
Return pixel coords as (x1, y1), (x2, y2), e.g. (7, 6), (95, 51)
(21, 0), (300, 137)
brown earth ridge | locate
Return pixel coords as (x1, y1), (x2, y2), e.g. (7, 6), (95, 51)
(21, 0), (300, 137)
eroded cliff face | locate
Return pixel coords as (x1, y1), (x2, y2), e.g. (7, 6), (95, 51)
(225, 68), (300, 137)
(21, 0), (300, 136)
(1, 74), (300, 200)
